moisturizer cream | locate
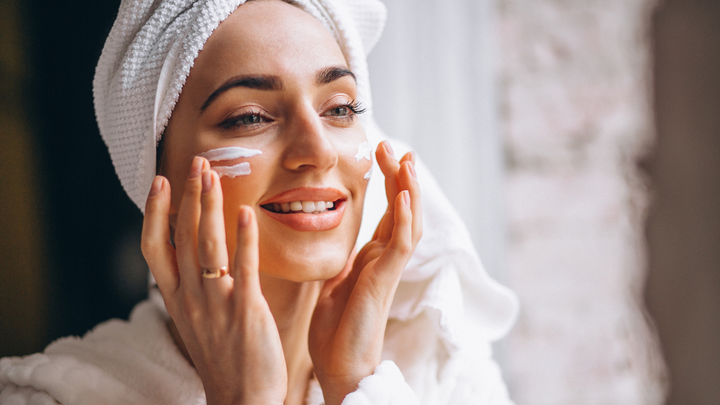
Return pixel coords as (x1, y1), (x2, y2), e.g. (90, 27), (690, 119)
(198, 146), (262, 178)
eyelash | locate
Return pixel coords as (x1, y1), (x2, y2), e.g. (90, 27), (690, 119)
(327, 100), (366, 119)
(218, 100), (366, 131)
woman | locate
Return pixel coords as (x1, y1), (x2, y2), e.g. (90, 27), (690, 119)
(0, 0), (518, 404)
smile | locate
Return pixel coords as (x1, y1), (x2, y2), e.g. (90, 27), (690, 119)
(259, 187), (348, 231)
(262, 200), (337, 214)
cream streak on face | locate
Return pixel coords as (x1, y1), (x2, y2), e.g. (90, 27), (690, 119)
(355, 141), (372, 162)
(355, 141), (373, 180)
(198, 146), (263, 178)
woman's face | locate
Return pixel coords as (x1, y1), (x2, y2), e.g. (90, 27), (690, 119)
(162, 0), (371, 282)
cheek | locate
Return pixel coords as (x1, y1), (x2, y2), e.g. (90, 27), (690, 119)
(333, 132), (374, 182)
(341, 140), (373, 183)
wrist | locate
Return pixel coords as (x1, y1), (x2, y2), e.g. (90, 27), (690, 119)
(318, 372), (372, 405)
(203, 382), (285, 405)
(205, 393), (285, 405)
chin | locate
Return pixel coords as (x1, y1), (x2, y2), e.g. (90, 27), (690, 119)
(258, 241), (352, 283)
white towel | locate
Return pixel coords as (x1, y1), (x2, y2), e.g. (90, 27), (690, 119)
(93, 0), (386, 213)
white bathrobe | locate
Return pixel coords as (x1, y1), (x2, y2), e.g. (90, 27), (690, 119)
(0, 290), (509, 405)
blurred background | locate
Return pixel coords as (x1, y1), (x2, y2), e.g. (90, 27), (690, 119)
(1, 0), (718, 404)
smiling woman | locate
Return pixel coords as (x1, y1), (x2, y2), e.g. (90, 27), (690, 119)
(0, 0), (518, 404)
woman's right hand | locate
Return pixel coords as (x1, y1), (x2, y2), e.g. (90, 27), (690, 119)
(141, 156), (287, 405)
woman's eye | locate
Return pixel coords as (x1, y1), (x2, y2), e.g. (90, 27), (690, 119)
(220, 112), (269, 130)
(240, 114), (263, 125)
(323, 101), (366, 120)
(328, 106), (351, 117)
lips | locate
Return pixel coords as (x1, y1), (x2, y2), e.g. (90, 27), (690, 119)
(259, 187), (347, 231)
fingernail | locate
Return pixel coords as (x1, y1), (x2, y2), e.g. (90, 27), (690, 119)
(238, 207), (250, 227)
(149, 176), (163, 197)
(384, 142), (395, 159)
(402, 190), (410, 206)
(189, 156), (202, 179)
(407, 161), (417, 180)
(201, 170), (212, 193)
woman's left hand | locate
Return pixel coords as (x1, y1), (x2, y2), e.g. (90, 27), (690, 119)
(309, 141), (423, 405)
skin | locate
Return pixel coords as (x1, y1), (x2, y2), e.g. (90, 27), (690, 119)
(140, 1), (423, 405)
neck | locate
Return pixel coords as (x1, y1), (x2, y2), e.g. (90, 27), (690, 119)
(261, 275), (322, 405)
(167, 278), (321, 405)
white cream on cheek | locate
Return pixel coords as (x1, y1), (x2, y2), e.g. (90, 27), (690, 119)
(355, 141), (373, 180)
(364, 164), (373, 180)
(198, 146), (263, 178)
(355, 141), (372, 162)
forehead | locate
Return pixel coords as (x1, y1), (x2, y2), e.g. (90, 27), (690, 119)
(189, 1), (347, 92)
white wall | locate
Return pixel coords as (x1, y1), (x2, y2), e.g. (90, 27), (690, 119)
(369, 0), (668, 403)
(367, 0), (506, 280)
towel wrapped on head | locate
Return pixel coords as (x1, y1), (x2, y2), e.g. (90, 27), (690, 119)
(93, 0), (387, 213)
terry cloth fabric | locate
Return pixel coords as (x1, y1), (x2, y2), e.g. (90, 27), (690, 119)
(0, 291), (511, 405)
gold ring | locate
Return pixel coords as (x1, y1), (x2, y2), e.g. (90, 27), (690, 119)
(201, 266), (228, 279)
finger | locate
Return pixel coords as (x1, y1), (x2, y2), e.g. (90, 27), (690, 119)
(198, 169), (233, 294)
(375, 141), (401, 241)
(376, 141), (401, 205)
(398, 160), (423, 245)
(373, 190), (414, 296)
(372, 149), (418, 243)
(141, 176), (179, 295)
(233, 206), (261, 306)
(174, 156), (207, 288)
(399, 151), (415, 165)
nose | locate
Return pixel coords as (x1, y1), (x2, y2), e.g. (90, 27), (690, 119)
(281, 103), (338, 172)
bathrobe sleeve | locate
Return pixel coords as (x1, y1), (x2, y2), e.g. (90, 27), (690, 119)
(341, 361), (420, 405)
(0, 383), (60, 405)
(339, 351), (513, 405)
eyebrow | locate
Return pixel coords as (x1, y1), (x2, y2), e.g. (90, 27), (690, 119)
(200, 66), (356, 112)
(316, 66), (356, 85)
(200, 75), (283, 111)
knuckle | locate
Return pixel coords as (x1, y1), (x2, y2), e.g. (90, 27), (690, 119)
(173, 227), (193, 246)
(184, 182), (201, 199)
(235, 265), (252, 284)
(198, 238), (221, 256)
(414, 226), (423, 242)
(390, 240), (413, 257)
(140, 240), (158, 260)
(180, 298), (203, 323)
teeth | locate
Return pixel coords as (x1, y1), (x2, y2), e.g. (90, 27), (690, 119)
(266, 200), (337, 214)
(302, 201), (316, 212)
